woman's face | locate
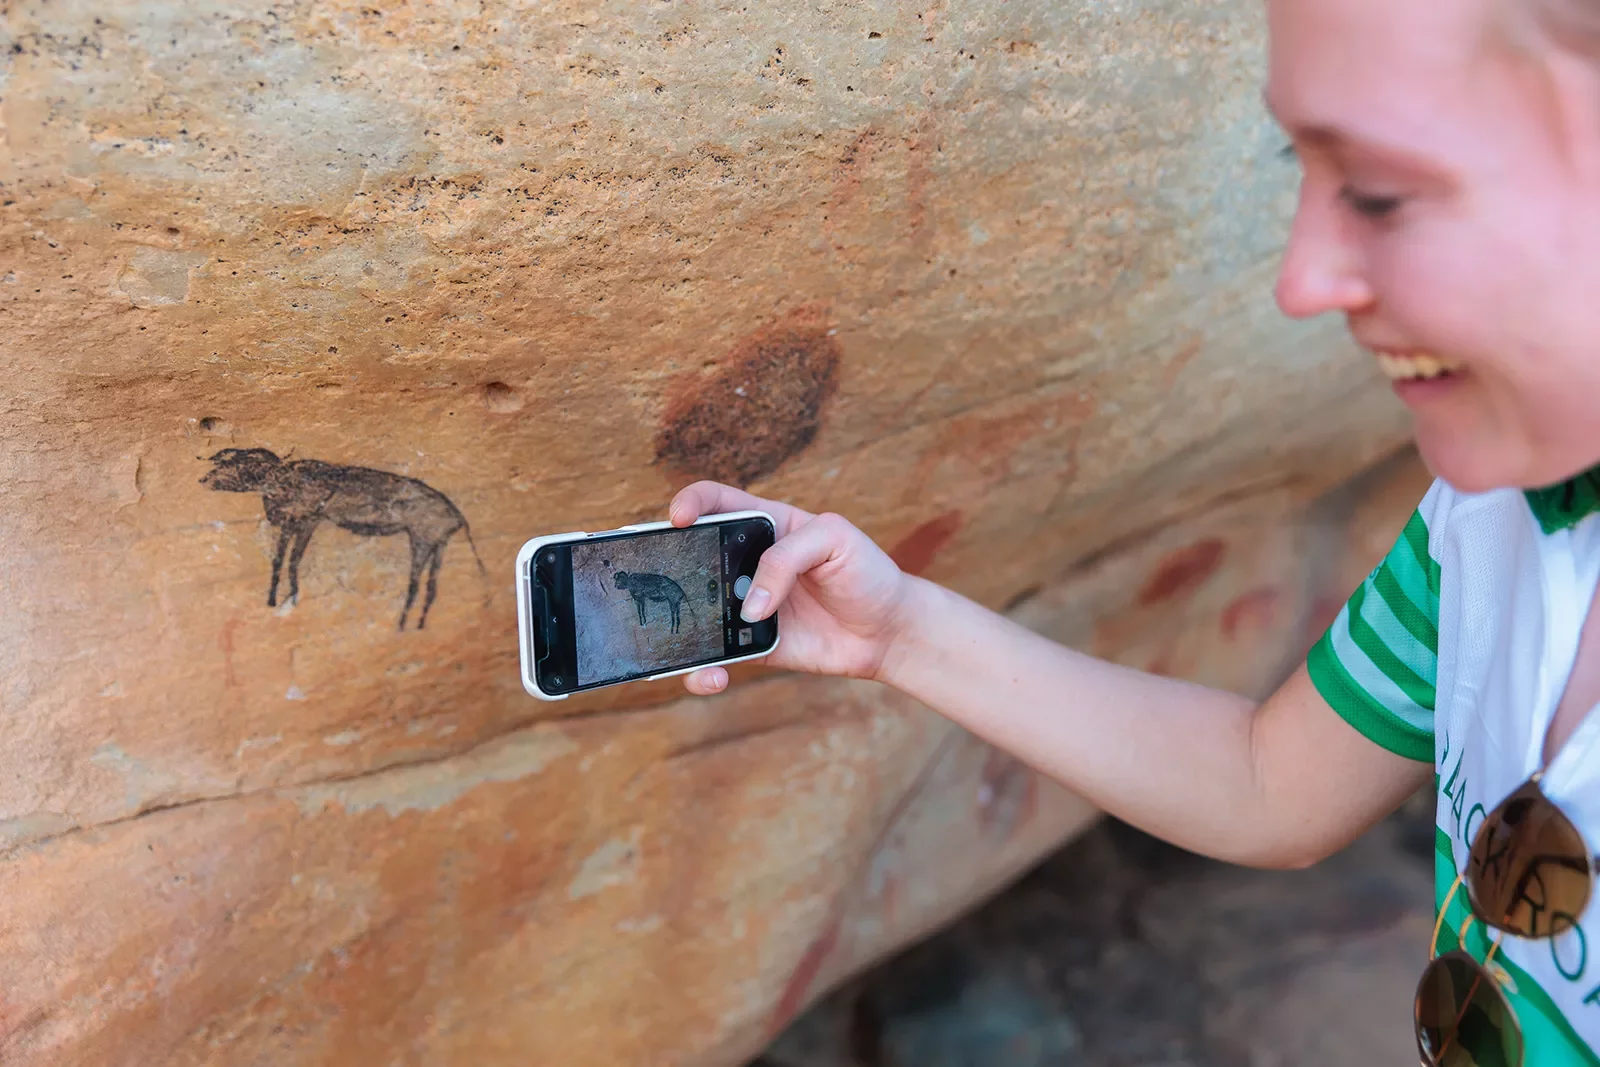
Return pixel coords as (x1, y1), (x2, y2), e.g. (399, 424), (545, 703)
(1268, 0), (1600, 491)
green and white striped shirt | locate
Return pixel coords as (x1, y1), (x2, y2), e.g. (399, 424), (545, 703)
(1308, 471), (1600, 1064)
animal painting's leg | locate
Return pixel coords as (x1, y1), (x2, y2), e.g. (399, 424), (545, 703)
(635, 594), (647, 627)
(399, 536), (427, 631)
(268, 527), (291, 607)
(417, 545), (445, 630)
(670, 600), (681, 634)
(285, 526), (316, 605)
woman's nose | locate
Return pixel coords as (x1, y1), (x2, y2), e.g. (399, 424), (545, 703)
(1275, 190), (1375, 319)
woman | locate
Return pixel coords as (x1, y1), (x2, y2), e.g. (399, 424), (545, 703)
(671, 0), (1600, 1061)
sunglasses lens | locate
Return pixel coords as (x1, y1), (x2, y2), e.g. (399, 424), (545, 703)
(1415, 953), (1522, 1067)
(1467, 780), (1591, 938)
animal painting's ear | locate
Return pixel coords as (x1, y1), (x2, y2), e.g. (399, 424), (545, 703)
(206, 448), (241, 462)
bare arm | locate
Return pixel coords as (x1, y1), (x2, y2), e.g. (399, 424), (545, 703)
(670, 482), (1431, 871)
(878, 577), (1429, 869)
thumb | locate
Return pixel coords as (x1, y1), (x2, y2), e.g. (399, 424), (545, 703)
(739, 512), (854, 622)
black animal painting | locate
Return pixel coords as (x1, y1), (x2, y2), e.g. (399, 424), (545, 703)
(201, 448), (484, 631)
(613, 571), (695, 634)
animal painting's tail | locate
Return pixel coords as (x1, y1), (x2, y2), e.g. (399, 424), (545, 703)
(461, 522), (488, 578)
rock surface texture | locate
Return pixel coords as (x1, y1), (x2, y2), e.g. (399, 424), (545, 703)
(1, 1), (1421, 1064)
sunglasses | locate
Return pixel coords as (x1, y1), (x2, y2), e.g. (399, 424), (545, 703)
(1414, 773), (1598, 1066)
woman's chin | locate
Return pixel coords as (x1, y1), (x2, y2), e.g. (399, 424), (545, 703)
(1412, 425), (1520, 495)
(1411, 422), (1592, 494)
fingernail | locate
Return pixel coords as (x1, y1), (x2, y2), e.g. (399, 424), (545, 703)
(710, 670), (728, 690)
(740, 587), (770, 622)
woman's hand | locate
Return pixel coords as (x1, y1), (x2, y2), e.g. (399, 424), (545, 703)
(667, 481), (916, 695)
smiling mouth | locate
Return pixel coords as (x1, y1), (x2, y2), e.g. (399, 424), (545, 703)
(1375, 351), (1463, 382)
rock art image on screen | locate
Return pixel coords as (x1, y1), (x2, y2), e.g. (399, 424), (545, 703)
(573, 527), (722, 686)
(200, 448), (483, 631)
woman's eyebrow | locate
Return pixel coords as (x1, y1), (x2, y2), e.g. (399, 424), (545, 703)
(1264, 90), (1398, 156)
(1268, 111), (1451, 179)
(1263, 91), (1355, 150)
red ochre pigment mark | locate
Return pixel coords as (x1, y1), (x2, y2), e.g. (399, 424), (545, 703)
(888, 510), (964, 577)
(656, 305), (842, 486)
(768, 916), (842, 1039)
(0, 993), (50, 1051)
(1137, 538), (1226, 606)
(1301, 595), (1345, 656)
(977, 748), (1037, 843)
(1144, 642), (1183, 678)
(904, 118), (937, 241)
(1161, 333), (1204, 390)
(220, 617), (240, 688)
(1221, 587), (1280, 639)
(880, 873), (902, 927)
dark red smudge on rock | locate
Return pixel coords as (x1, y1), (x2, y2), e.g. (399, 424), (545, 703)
(767, 915), (843, 1039)
(1221, 587), (1280, 639)
(1137, 538), (1226, 606)
(1301, 595), (1345, 656)
(888, 509), (964, 577)
(656, 306), (842, 486)
(977, 748), (1037, 844)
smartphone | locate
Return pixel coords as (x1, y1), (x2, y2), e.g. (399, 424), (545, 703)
(515, 511), (780, 700)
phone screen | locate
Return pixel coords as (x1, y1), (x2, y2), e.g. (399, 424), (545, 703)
(526, 516), (777, 695)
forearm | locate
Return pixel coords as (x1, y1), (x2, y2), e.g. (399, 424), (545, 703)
(877, 577), (1423, 868)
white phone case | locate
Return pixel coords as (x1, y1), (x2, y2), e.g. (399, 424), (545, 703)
(514, 510), (781, 700)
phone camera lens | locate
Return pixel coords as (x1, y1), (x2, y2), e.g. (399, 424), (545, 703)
(545, 552), (556, 564)
(551, 676), (563, 687)
(737, 532), (747, 544)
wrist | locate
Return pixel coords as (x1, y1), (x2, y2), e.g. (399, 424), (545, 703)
(872, 575), (942, 690)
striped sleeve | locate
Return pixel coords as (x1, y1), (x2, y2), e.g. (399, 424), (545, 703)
(1306, 483), (1446, 763)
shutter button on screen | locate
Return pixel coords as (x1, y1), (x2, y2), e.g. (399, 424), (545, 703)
(733, 575), (753, 600)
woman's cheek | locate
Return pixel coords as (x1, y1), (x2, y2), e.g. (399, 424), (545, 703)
(1369, 230), (1505, 354)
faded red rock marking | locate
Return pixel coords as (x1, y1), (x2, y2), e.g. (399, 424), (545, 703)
(1221, 587), (1280, 639)
(767, 916), (842, 1039)
(1161, 332), (1204, 390)
(220, 617), (240, 688)
(823, 129), (884, 251)
(900, 388), (1097, 508)
(880, 872), (902, 927)
(1302, 595), (1344, 656)
(889, 509), (964, 576)
(1144, 643), (1182, 678)
(905, 117), (936, 241)
(1137, 538), (1226, 606)
(977, 748), (1036, 844)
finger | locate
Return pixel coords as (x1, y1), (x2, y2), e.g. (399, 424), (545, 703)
(668, 480), (812, 534)
(684, 666), (730, 695)
(740, 512), (853, 622)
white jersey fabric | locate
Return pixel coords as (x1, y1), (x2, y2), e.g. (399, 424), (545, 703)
(1309, 472), (1600, 1062)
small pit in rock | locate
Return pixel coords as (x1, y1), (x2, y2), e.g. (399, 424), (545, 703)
(482, 381), (524, 414)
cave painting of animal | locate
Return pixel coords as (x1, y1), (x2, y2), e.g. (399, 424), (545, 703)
(613, 571), (697, 635)
(201, 448), (483, 631)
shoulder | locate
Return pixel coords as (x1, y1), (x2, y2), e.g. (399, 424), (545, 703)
(1412, 480), (1549, 586)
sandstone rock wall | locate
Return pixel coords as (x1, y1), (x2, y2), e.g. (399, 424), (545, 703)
(0, 1), (1421, 1063)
